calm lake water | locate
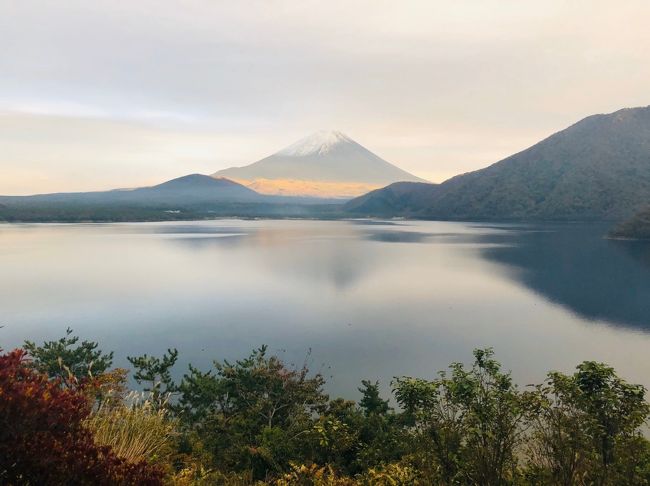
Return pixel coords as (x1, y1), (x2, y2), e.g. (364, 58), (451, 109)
(2, 219), (650, 399)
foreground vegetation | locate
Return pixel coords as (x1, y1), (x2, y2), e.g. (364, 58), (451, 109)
(2, 330), (650, 485)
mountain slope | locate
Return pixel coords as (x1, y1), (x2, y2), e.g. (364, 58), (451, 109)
(131, 174), (261, 203)
(347, 106), (650, 220)
(344, 182), (438, 216)
(214, 130), (425, 197)
(0, 174), (263, 207)
(609, 206), (650, 239)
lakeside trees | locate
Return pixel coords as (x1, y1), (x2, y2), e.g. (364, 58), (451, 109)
(2, 331), (650, 485)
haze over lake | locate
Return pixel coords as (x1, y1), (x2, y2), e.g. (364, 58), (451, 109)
(2, 220), (649, 398)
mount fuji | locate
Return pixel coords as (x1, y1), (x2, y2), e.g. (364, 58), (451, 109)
(213, 130), (425, 198)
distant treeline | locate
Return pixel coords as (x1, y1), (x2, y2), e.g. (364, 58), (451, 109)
(0, 202), (344, 223)
(2, 329), (650, 485)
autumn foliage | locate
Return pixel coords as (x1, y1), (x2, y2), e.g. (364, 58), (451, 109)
(3, 330), (650, 485)
(0, 349), (163, 485)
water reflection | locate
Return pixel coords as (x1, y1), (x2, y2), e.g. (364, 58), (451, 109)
(363, 230), (434, 243)
(612, 239), (650, 269)
(161, 223), (379, 290)
(475, 223), (650, 331)
(2, 220), (650, 399)
(150, 221), (650, 329)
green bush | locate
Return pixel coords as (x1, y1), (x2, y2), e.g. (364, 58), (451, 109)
(14, 329), (650, 485)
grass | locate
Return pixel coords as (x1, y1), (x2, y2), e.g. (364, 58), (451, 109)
(85, 392), (175, 464)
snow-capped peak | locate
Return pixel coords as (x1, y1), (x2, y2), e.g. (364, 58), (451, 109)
(277, 130), (354, 157)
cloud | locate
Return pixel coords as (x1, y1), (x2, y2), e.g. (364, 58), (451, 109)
(0, 111), (285, 194)
(1, 0), (649, 193)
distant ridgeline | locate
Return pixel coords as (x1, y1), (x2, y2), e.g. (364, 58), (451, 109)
(0, 130), (422, 221)
(3, 106), (650, 226)
(346, 106), (650, 222)
(0, 174), (342, 222)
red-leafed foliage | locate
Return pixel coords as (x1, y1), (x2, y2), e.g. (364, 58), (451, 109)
(0, 349), (163, 485)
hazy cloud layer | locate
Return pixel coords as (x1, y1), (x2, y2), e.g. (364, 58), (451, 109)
(1, 0), (649, 194)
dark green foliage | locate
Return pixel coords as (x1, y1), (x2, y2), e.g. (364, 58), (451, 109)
(393, 348), (536, 485)
(175, 346), (329, 478)
(609, 205), (650, 239)
(358, 380), (390, 416)
(14, 332), (650, 484)
(23, 327), (114, 387)
(526, 361), (650, 485)
(127, 348), (179, 406)
(354, 382), (406, 473)
(311, 387), (406, 475)
(311, 398), (362, 472)
(343, 182), (438, 216)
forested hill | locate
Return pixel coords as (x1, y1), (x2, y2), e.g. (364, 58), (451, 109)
(609, 206), (650, 239)
(346, 106), (650, 221)
(342, 181), (437, 216)
(0, 174), (343, 222)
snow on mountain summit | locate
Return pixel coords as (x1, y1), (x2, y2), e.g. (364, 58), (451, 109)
(277, 130), (354, 157)
(213, 130), (425, 197)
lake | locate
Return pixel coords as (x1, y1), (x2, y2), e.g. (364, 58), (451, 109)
(2, 219), (650, 399)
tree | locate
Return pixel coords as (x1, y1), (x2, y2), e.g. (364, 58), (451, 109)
(359, 380), (390, 416)
(393, 348), (535, 485)
(353, 381), (405, 473)
(312, 398), (363, 473)
(176, 345), (328, 478)
(526, 361), (650, 485)
(24, 327), (114, 387)
(128, 348), (179, 407)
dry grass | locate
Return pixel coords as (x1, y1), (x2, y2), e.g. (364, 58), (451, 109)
(85, 392), (175, 464)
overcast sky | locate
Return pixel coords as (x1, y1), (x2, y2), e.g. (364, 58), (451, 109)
(1, 0), (649, 194)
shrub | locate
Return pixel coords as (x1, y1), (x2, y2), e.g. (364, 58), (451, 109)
(0, 349), (163, 485)
(526, 361), (650, 485)
(392, 348), (536, 485)
(171, 465), (256, 486)
(8, 335), (650, 485)
(173, 345), (328, 478)
(274, 463), (356, 486)
(358, 462), (423, 485)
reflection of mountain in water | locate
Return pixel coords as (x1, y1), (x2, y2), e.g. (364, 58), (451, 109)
(477, 224), (650, 331)
(143, 221), (650, 330)
(157, 224), (379, 291)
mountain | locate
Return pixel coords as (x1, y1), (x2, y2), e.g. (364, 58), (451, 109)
(346, 106), (650, 221)
(0, 174), (263, 207)
(214, 130), (425, 198)
(126, 174), (261, 203)
(609, 206), (650, 239)
(343, 182), (437, 216)
(0, 174), (348, 222)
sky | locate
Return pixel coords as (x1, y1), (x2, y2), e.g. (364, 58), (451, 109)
(1, 0), (650, 195)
